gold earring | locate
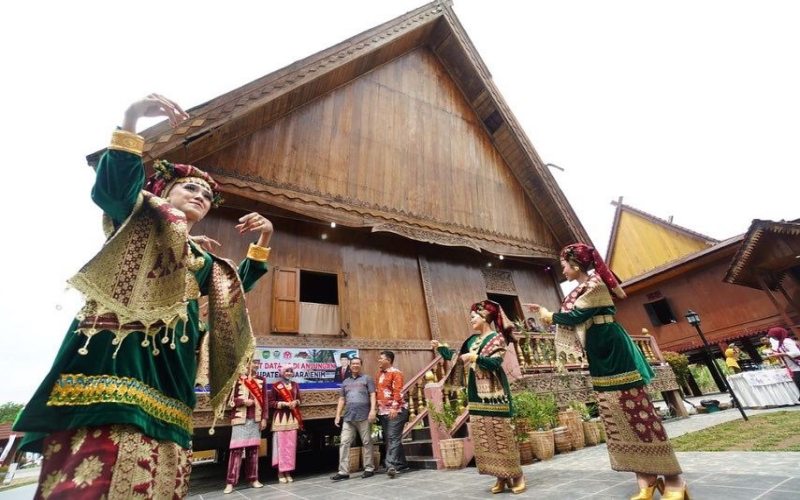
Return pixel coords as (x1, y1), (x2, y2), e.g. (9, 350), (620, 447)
(572, 266), (580, 272)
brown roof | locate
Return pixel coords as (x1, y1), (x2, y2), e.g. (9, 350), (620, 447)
(0, 422), (23, 441)
(724, 219), (800, 290)
(86, 0), (590, 251)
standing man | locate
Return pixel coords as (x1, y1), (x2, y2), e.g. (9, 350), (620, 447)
(376, 350), (409, 478)
(331, 357), (376, 480)
(334, 353), (351, 383)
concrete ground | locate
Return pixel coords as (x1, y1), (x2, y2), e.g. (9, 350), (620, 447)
(185, 406), (800, 500)
(3, 405), (798, 499)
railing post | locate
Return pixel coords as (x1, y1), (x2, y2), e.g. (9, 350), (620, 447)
(424, 383), (447, 469)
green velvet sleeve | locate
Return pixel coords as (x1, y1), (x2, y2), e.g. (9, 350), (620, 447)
(475, 352), (504, 371)
(238, 258), (269, 293)
(437, 345), (455, 361)
(90, 150), (146, 226)
(552, 307), (603, 326)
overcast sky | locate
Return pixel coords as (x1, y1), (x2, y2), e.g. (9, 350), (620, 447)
(1, 0), (797, 403)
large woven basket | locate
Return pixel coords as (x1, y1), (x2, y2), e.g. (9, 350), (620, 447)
(349, 446), (362, 472)
(558, 409), (585, 450)
(596, 421), (607, 443)
(528, 430), (554, 460)
(583, 421), (600, 446)
(553, 426), (572, 453)
(439, 438), (465, 469)
(518, 440), (535, 465)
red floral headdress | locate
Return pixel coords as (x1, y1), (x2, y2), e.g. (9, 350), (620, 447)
(471, 299), (513, 342)
(560, 242), (626, 299)
(144, 159), (224, 208)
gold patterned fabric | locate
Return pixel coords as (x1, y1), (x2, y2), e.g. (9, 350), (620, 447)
(597, 387), (682, 476)
(35, 425), (191, 500)
(69, 191), (191, 349)
(68, 189), (255, 429)
(47, 374), (194, 433)
(108, 129), (145, 156)
(468, 415), (522, 479)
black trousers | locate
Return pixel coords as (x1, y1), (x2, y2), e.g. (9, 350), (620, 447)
(379, 408), (409, 469)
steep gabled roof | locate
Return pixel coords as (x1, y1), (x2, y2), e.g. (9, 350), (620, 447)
(87, 1), (589, 254)
(606, 198), (718, 281)
(724, 218), (800, 290)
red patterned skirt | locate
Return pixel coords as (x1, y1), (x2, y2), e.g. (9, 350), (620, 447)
(468, 415), (522, 479)
(34, 425), (192, 499)
(597, 386), (682, 476)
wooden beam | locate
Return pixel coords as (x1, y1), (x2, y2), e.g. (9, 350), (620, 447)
(758, 274), (800, 338)
(418, 254), (441, 341)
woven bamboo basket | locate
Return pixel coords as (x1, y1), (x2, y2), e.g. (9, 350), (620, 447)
(348, 446), (362, 472)
(373, 448), (381, 470)
(553, 426), (572, 453)
(596, 421), (607, 443)
(439, 438), (465, 469)
(518, 440), (535, 465)
(558, 409), (585, 450)
(583, 421), (600, 446)
(528, 430), (555, 460)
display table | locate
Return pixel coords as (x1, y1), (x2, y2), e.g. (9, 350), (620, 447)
(727, 369), (800, 408)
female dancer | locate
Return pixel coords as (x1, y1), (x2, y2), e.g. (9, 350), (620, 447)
(431, 300), (525, 494)
(14, 94), (273, 499)
(526, 243), (688, 500)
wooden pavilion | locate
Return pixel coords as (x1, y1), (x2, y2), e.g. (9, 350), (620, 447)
(724, 219), (800, 337)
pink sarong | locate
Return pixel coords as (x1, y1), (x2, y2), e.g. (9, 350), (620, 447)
(271, 430), (297, 473)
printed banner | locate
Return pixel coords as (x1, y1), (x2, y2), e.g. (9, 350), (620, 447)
(195, 347), (359, 393)
(253, 347), (359, 389)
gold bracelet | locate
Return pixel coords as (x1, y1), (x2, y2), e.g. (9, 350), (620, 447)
(109, 129), (145, 156)
(247, 243), (271, 262)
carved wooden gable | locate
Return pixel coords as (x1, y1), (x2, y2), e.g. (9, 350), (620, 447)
(201, 48), (559, 258)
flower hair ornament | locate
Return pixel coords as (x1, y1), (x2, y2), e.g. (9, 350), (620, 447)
(145, 159), (224, 208)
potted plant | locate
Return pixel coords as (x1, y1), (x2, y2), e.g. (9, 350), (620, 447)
(428, 401), (464, 469)
(526, 392), (557, 460)
(512, 391), (537, 464)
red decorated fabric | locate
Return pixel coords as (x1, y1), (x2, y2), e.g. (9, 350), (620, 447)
(242, 375), (266, 410)
(274, 381), (303, 430)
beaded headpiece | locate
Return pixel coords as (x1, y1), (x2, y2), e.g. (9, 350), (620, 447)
(145, 159), (224, 208)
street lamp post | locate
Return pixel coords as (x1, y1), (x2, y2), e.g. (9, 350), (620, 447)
(685, 309), (748, 421)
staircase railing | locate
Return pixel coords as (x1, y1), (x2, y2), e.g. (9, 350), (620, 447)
(401, 354), (449, 436)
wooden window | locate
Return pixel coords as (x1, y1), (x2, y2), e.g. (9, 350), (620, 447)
(643, 297), (677, 326)
(272, 268), (343, 335)
(487, 292), (523, 322)
(272, 267), (300, 333)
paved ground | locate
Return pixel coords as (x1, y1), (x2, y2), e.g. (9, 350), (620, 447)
(3, 405), (798, 499)
(186, 406), (800, 500)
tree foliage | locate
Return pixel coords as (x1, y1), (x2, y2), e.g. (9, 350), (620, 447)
(0, 402), (23, 424)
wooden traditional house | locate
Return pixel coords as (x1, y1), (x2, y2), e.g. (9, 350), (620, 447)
(608, 202), (800, 394)
(87, 2), (683, 467)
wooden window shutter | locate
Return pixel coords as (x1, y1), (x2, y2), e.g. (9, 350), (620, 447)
(271, 267), (300, 333)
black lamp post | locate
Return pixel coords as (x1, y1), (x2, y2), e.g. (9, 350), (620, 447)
(685, 309), (748, 421)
